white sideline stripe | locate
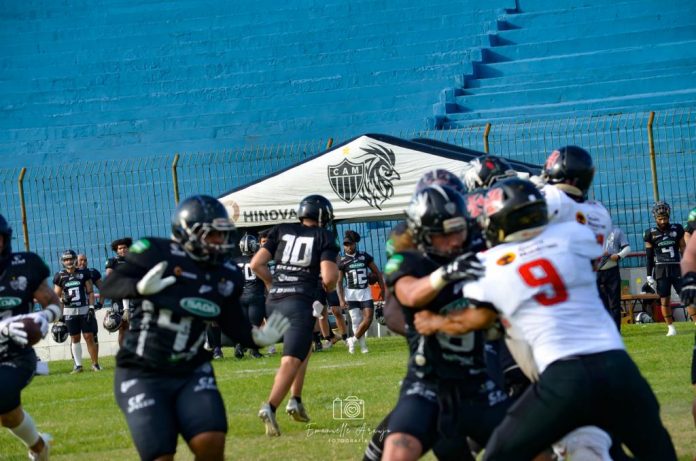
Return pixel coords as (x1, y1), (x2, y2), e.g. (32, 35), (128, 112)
(217, 361), (367, 379)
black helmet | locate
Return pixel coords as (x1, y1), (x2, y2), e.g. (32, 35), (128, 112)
(463, 155), (517, 192)
(0, 214), (12, 271)
(103, 311), (122, 333)
(415, 169), (466, 195)
(542, 146), (595, 198)
(483, 178), (548, 247)
(51, 322), (69, 343)
(171, 195), (237, 264)
(239, 233), (259, 256)
(651, 201), (671, 219)
(61, 249), (77, 269)
(297, 194), (334, 228)
(406, 185), (469, 257)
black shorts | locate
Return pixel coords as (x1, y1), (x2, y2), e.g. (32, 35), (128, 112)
(656, 275), (682, 298)
(65, 313), (92, 336)
(240, 295), (265, 327)
(389, 375), (509, 455)
(347, 300), (374, 310)
(326, 290), (340, 306)
(86, 308), (99, 335)
(484, 350), (676, 461)
(0, 351), (36, 414)
(114, 363), (227, 460)
(266, 295), (314, 360)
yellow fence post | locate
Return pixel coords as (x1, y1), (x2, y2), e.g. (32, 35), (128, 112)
(17, 167), (30, 251)
(483, 123), (491, 153)
(172, 153), (180, 206)
(647, 112), (659, 202)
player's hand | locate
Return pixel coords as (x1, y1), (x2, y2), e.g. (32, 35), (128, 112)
(311, 301), (324, 319)
(442, 252), (485, 283)
(252, 312), (290, 346)
(646, 276), (656, 291)
(26, 312), (49, 337)
(136, 261), (176, 295)
(0, 317), (29, 346)
(122, 309), (130, 322)
(680, 272), (696, 306)
(414, 310), (445, 336)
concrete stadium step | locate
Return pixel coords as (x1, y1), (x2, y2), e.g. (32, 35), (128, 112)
(456, 73), (696, 111)
(474, 40), (696, 78)
(466, 58), (696, 90)
(516, 0), (661, 12)
(442, 90), (696, 123)
(494, 9), (696, 45)
(462, 59), (694, 95)
(499, 0), (691, 29)
(484, 25), (696, 62)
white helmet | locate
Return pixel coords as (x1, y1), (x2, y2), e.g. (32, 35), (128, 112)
(635, 312), (653, 324)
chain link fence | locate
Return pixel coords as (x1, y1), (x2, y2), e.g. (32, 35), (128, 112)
(1, 109), (694, 273)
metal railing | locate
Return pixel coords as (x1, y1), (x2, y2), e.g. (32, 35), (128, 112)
(1, 108), (694, 272)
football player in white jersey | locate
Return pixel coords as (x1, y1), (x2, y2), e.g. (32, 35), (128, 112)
(414, 178), (677, 461)
(540, 145), (613, 247)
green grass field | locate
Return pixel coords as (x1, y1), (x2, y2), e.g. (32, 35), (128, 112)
(1, 323), (694, 460)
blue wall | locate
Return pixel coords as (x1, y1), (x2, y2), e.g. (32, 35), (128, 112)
(0, 0), (514, 167)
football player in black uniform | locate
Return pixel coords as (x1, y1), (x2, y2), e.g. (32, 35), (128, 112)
(678, 225), (696, 427)
(337, 229), (385, 354)
(378, 185), (509, 461)
(105, 237), (133, 347)
(53, 249), (100, 372)
(0, 214), (63, 460)
(100, 195), (289, 461)
(644, 201), (686, 336)
(251, 194), (340, 436)
(234, 233), (266, 358)
(77, 253), (103, 355)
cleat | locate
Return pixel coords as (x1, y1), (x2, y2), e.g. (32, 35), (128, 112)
(249, 349), (263, 359)
(234, 344), (244, 359)
(70, 365), (83, 374)
(359, 336), (369, 354)
(213, 347), (224, 359)
(258, 403), (281, 436)
(91, 363), (102, 371)
(666, 326), (677, 336)
(286, 398), (310, 423)
(266, 345), (277, 355)
(28, 432), (52, 461)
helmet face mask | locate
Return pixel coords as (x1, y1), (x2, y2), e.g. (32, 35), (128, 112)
(463, 156), (517, 192)
(239, 234), (259, 256)
(61, 249), (77, 269)
(172, 195), (237, 264)
(297, 195), (334, 229)
(407, 185), (469, 259)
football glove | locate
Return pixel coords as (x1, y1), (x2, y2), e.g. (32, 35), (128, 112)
(646, 276), (656, 291)
(136, 261), (176, 295)
(311, 301), (324, 319)
(252, 312), (290, 347)
(430, 252), (485, 290)
(26, 312), (49, 337)
(680, 271), (696, 306)
(122, 309), (131, 322)
(0, 317), (29, 346)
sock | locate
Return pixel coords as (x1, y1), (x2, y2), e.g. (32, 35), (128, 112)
(292, 396), (302, 404)
(71, 342), (82, 367)
(358, 336), (367, 347)
(269, 403), (277, 413)
(313, 332), (321, 343)
(8, 410), (40, 448)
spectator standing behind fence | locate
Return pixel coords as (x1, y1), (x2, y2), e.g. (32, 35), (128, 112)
(77, 254), (103, 361)
(644, 201), (685, 336)
(53, 249), (101, 373)
(105, 238), (133, 347)
(597, 226), (631, 331)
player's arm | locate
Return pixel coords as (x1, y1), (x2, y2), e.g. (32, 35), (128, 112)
(644, 232), (655, 280)
(382, 294), (406, 336)
(336, 267), (346, 306)
(85, 279), (95, 306)
(368, 260), (386, 301)
(250, 247), (273, 291)
(33, 281), (62, 323)
(321, 260), (338, 293)
(414, 305), (497, 336)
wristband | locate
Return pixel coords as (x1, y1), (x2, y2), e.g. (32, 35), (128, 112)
(429, 267), (447, 291)
(41, 304), (61, 323)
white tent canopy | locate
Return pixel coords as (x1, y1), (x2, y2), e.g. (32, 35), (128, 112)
(219, 134), (538, 228)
